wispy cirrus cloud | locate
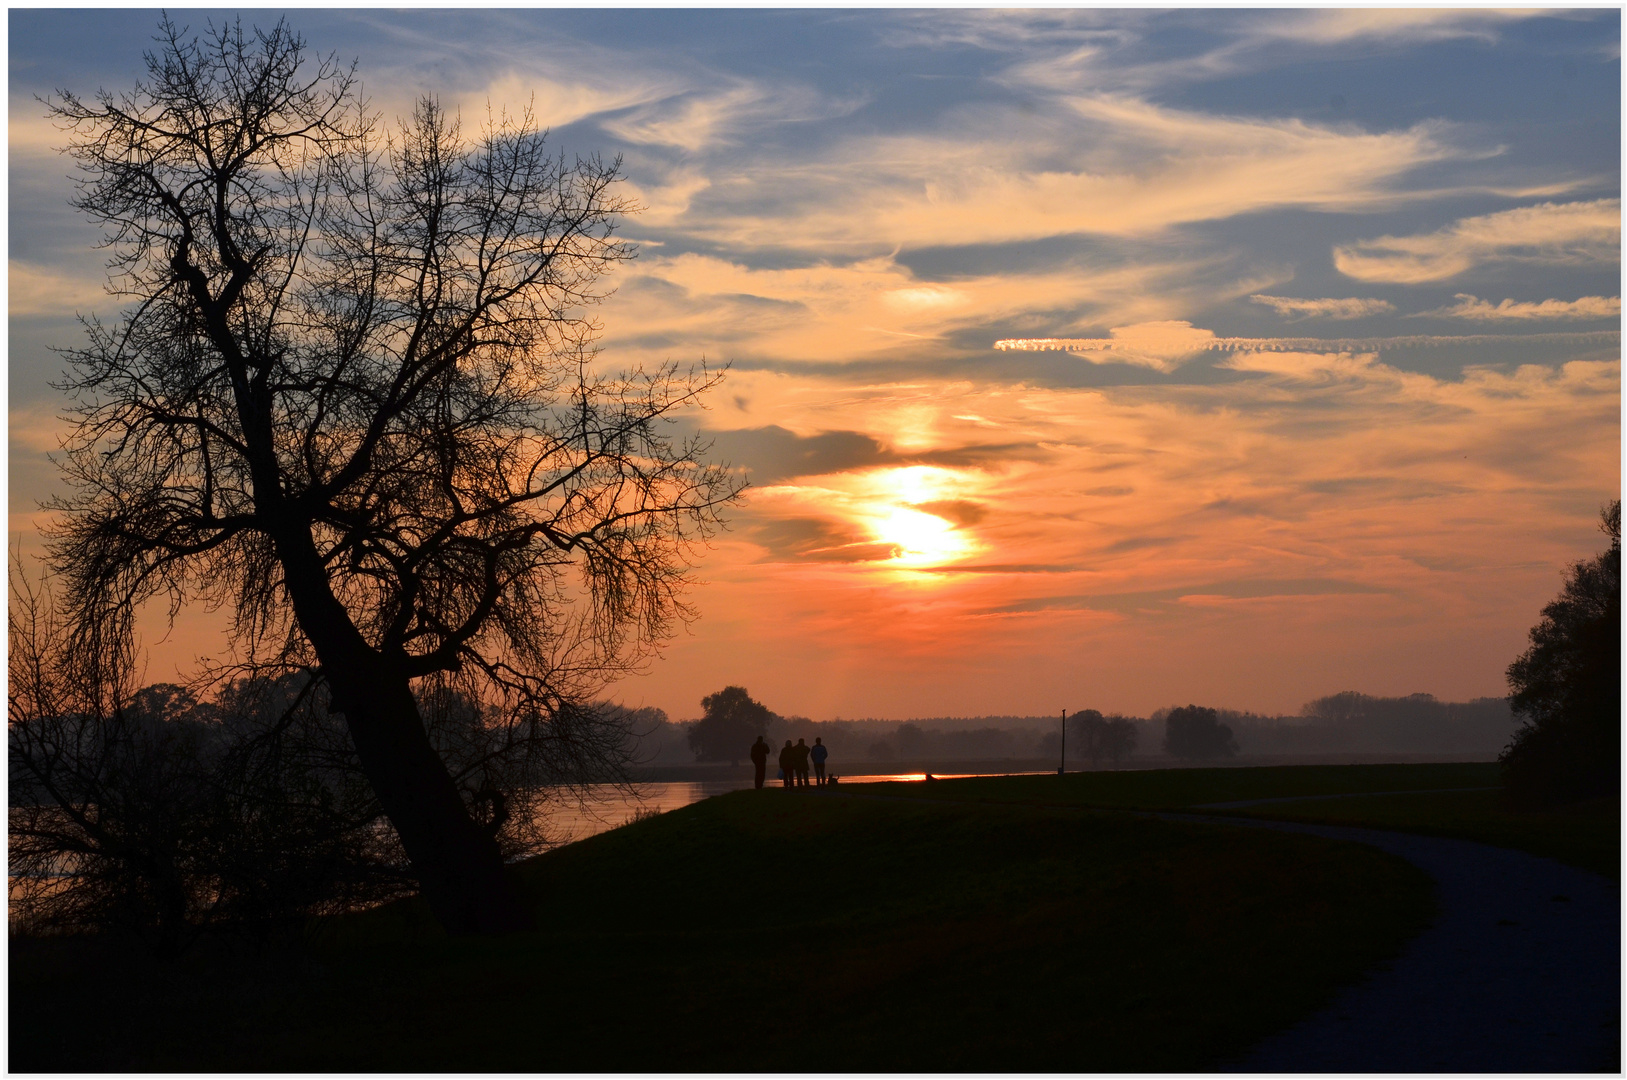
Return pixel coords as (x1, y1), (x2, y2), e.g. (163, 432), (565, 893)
(1334, 199), (1621, 283)
(9, 259), (113, 318)
(602, 86), (765, 151)
(665, 97), (1467, 252)
(598, 250), (1260, 366)
(1423, 294), (1622, 321)
(1250, 295), (1396, 320)
(452, 71), (677, 135)
(913, 9), (1553, 101)
(1246, 9), (1542, 46)
(602, 80), (867, 152)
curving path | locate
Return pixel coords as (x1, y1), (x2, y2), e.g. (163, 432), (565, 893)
(1172, 815), (1621, 1072)
(823, 787), (1619, 1070)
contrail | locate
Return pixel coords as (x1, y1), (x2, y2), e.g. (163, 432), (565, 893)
(994, 331), (1621, 353)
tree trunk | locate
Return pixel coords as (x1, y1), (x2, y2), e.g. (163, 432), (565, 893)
(329, 658), (533, 935)
(272, 530), (532, 935)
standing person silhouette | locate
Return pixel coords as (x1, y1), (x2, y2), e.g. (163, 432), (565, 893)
(778, 740), (795, 789)
(810, 737), (829, 786)
(749, 735), (771, 790)
(793, 738), (812, 787)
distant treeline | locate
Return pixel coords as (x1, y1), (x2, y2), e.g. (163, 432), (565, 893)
(1217, 692), (1516, 756)
(622, 691), (1516, 765)
(624, 710), (1066, 765)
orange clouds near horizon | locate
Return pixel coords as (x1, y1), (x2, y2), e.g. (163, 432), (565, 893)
(605, 338), (1618, 721)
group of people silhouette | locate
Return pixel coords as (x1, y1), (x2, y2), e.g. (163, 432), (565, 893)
(749, 735), (831, 788)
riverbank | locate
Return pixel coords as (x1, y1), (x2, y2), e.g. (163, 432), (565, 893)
(14, 766), (1435, 1071)
(14, 762), (1613, 1071)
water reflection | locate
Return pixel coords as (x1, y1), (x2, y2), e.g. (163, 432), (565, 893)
(550, 770), (1050, 845)
(544, 780), (752, 844)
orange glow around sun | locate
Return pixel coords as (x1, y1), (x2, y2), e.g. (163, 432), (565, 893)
(857, 466), (981, 567)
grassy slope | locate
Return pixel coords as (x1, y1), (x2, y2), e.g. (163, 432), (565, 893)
(1230, 790), (1619, 880)
(877, 761), (1504, 809)
(872, 762), (1619, 880)
(11, 787), (1433, 1072)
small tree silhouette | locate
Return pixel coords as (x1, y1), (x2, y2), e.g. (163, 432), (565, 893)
(686, 687), (774, 764)
(1162, 705), (1238, 760)
(1071, 709), (1108, 767)
(1104, 717), (1139, 767)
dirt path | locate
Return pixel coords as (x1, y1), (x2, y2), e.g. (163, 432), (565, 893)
(821, 787), (1619, 1070)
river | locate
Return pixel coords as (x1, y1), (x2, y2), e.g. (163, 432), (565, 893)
(544, 769), (1050, 846)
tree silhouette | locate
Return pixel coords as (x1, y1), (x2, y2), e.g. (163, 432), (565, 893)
(41, 18), (740, 934)
(1071, 709), (1108, 767)
(1162, 705), (1238, 760)
(1103, 716), (1139, 767)
(1501, 501), (1620, 808)
(685, 686), (773, 764)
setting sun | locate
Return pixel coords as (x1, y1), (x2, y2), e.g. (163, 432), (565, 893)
(873, 506), (973, 565)
(853, 466), (983, 566)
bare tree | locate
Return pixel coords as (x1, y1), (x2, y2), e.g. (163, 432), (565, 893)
(42, 17), (740, 934)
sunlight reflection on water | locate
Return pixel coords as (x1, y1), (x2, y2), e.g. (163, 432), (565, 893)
(547, 770), (1052, 845)
(543, 780), (750, 844)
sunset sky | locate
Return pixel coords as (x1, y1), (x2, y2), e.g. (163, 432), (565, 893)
(9, 9), (1621, 722)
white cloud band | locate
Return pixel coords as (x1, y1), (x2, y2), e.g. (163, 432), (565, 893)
(1250, 295), (1395, 320)
(1334, 199), (1621, 283)
(1427, 294), (1622, 321)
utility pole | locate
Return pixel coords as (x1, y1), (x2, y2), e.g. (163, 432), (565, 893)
(1058, 708), (1066, 775)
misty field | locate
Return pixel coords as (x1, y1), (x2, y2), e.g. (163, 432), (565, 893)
(14, 775), (1438, 1072)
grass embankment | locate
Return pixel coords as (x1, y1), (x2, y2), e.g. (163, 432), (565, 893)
(12, 785), (1433, 1072)
(875, 762), (1619, 880)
